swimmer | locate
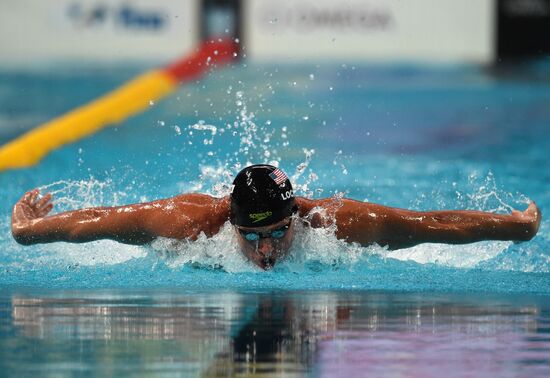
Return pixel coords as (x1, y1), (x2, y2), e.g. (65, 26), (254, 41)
(12, 164), (541, 270)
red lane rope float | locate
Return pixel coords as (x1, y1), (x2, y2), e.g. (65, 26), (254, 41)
(0, 39), (238, 172)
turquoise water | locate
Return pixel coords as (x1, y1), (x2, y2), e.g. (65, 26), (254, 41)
(0, 63), (549, 375)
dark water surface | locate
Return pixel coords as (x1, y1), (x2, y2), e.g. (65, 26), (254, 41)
(1, 289), (549, 377)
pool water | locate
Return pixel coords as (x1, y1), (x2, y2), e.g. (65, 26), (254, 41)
(2, 289), (549, 377)
(0, 62), (549, 376)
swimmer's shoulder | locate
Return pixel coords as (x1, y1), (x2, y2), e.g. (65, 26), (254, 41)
(295, 196), (339, 226)
(170, 193), (228, 205)
(295, 196), (317, 216)
(295, 196), (348, 215)
(144, 194), (230, 239)
(168, 193), (230, 217)
(295, 196), (378, 227)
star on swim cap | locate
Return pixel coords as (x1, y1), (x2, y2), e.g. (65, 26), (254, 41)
(230, 164), (296, 227)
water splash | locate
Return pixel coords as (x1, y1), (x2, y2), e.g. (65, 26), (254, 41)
(332, 150), (348, 176)
(150, 219), (373, 273)
(151, 222), (256, 273)
(147, 211), (511, 273)
(462, 171), (530, 212)
(37, 240), (146, 267)
(186, 165), (235, 197)
(189, 120), (217, 146)
(412, 169), (531, 213)
(178, 90), (319, 198)
(292, 148), (318, 197)
(39, 178), (128, 211)
(386, 241), (512, 269)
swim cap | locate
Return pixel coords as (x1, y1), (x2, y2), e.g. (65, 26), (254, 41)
(230, 164), (296, 227)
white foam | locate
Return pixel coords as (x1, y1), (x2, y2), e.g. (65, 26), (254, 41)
(40, 240), (147, 267)
(151, 222), (259, 273)
(385, 241), (512, 268)
(284, 220), (375, 270)
(150, 220), (375, 273)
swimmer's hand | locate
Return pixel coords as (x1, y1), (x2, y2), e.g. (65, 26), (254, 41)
(12, 189), (53, 244)
(511, 201), (541, 243)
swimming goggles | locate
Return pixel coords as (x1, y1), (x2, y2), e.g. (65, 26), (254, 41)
(238, 222), (291, 241)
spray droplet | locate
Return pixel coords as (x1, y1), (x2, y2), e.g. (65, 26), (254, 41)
(174, 125), (181, 135)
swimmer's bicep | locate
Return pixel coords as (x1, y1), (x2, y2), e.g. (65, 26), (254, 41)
(333, 201), (389, 246)
(334, 202), (420, 249)
(137, 209), (197, 241)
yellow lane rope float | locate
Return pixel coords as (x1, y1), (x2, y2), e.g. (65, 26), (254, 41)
(0, 39), (237, 172)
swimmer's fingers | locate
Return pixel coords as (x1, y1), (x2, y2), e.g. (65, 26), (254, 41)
(512, 202), (539, 219)
(526, 201), (539, 215)
(526, 201), (541, 231)
(15, 190), (37, 216)
(36, 202), (53, 217)
(19, 189), (38, 205)
(13, 191), (37, 223)
(31, 192), (53, 217)
(512, 201), (541, 243)
(37, 204), (53, 217)
(35, 193), (52, 209)
(16, 190), (52, 219)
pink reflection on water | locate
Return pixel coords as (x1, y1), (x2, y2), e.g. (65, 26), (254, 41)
(318, 328), (550, 377)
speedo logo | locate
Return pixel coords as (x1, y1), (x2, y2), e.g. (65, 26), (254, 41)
(249, 211), (272, 223)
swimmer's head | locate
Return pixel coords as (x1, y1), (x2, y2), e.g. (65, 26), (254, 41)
(230, 164), (297, 270)
(230, 164), (296, 227)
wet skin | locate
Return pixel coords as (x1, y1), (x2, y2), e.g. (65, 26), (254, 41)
(235, 218), (295, 270)
(12, 190), (541, 270)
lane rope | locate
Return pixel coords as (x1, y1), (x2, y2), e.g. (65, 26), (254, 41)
(0, 39), (237, 172)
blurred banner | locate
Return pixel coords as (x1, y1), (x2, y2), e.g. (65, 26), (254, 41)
(1, 0), (549, 65)
(244, 0), (494, 63)
(0, 0), (198, 63)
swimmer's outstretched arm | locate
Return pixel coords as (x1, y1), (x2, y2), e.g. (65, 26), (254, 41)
(12, 189), (230, 246)
(297, 197), (541, 250)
